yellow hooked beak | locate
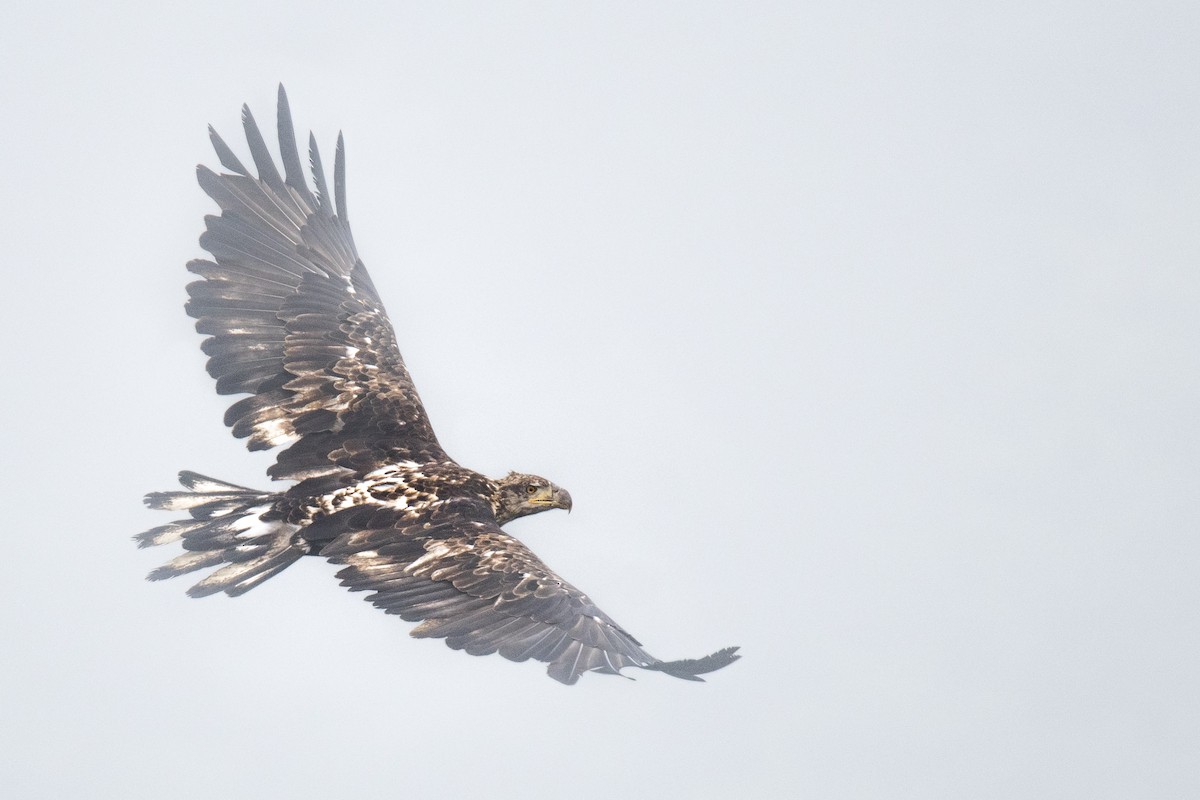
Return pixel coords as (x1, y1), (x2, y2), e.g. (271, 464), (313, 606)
(530, 484), (573, 513)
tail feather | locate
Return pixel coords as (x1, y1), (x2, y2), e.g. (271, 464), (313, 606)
(134, 520), (204, 549)
(188, 545), (301, 598)
(177, 470), (260, 493)
(137, 471), (304, 596)
(148, 550), (228, 581)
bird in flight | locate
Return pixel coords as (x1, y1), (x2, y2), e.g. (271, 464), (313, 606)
(137, 86), (740, 684)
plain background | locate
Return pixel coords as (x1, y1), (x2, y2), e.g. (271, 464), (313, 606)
(2, 2), (1198, 798)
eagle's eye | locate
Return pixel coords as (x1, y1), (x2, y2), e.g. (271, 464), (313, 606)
(526, 485), (538, 494)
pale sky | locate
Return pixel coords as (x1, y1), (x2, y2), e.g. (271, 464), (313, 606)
(2, 2), (1199, 798)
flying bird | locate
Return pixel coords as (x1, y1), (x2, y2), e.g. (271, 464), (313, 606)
(137, 86), (740, 685)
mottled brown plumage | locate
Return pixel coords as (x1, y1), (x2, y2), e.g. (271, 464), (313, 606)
(137, 86), (740, 684)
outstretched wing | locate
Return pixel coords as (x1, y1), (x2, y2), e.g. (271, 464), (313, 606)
(315, 504), (741, 685)
(184, 85), (445, 481)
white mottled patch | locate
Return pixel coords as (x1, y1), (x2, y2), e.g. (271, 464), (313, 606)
(233, 504), (277, 540)
(255, 417), (297, 445)
(365, 462), (420, 478)
(310, 460), (441, 518)
(406, 543), (451, 573)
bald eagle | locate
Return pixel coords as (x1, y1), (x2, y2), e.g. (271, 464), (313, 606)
(137, 87), (740, 685)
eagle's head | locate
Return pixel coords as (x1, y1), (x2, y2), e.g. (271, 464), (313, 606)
(493, 472), (573, 525)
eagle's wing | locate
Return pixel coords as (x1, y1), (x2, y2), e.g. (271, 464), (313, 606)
(314, 503), (741, 685)
(185, 86), (444, 481)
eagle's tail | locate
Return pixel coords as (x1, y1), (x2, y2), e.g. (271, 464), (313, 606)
(136, 471), (305, 597)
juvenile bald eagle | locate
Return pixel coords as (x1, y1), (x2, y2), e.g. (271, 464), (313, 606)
(137, 87), (740, 685)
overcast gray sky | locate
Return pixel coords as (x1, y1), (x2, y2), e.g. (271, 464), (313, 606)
(2, 2), (1198, 798)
